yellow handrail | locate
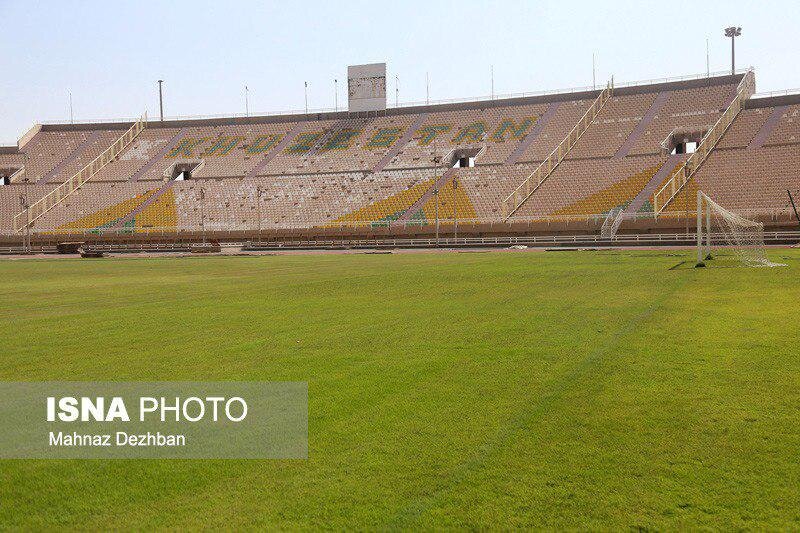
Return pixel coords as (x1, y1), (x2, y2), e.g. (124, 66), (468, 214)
(14, 114), (147, 231)
(502, 79), (614, 220)
(653, 70), (755, 216)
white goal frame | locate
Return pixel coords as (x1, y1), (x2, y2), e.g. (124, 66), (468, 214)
(696, 190), (785, 268)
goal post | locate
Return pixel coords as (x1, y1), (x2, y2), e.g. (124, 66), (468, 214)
(696, 191), (705, 266)
(695, 190), (785, 268)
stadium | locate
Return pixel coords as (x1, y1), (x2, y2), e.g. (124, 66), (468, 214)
(1, 1), (799, 530)
(1, 68), (799, 251)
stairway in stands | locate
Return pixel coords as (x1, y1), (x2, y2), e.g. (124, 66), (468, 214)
(371, 113), (429, 172)
(397, 168), (457, 222)
(623, 153), (687, 215)
(14, 115), (147, 231)
(245, 123), (305, 178)
(111, 179), (176, 229)
(504, 102), (560, 164)
(38, 132), (101, 184)
(503, 80), (614, 219)
(748, 106), (788, 149)
(129, 128), (187, 182)
(653, 70), (755, 215)
(614, 91), (671, 159)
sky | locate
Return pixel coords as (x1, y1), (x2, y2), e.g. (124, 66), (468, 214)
(1, 0), (798, 143)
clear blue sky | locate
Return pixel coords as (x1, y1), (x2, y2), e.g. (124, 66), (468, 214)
(1, 0), (798, 143)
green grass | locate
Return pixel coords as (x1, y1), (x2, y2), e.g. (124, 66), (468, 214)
(0, 248), (799, 530)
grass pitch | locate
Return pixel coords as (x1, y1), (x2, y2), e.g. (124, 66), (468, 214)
(0, 248), (799, 529)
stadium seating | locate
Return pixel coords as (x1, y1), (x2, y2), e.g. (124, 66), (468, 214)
(34, 181), (159, 231)
(515, 99), (592, 162)
(626, 83), (736, 156)
(567, 93), (658, 159)
(21, 131), (93, 183)
(513, 156), (665, 218)
(762, 105), (799, 146)
(93, 127), (184, 182)
(2, 72), (797, 238)
(662, 143), (799, 215)
(716, 108), (769, 149)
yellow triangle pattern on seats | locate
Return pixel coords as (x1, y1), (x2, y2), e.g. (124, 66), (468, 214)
(331, 177), (436, 224)
(421, 176), (477, 221)
(135, 188), (177, 231)
(647, 162), (697, 216)
(658, 177), (700, 217)
(552, 165), (662, 216)
(648, 163), (687, 209)
(57, 189), (157, 230)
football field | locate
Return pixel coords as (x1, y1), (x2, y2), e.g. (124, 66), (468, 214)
(1, 248), (798, 529)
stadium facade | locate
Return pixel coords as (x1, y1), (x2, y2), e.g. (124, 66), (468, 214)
(1, 68), (798, 248)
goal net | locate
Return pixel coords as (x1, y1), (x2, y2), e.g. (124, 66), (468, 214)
(696, 191), (785, 268)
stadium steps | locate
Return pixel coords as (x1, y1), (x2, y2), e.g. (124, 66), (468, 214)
(614, 91), (671, 159)
(131, 187), (177, 230)
(504, 102), (561, 164)
(303, 117), (372, 160)
(420, 174), (476, 221)
(245, 123), (305, 178)
(54, 189), (156, 232)
(624, 153), (686, 215)
(37, 131), (101, 184)
(397, 168), (457, 222)
(14, 116), (146, 231)
(503, 80), (614, 219)
(328, 177), (435, 227)
(552, 164), (662, 217)
(371, 113), (429, 172)
(111, 179), (176, 229)
(653, 70), (756, 215)
(129, 128), (187, 182)
(748, 105), (789, 149)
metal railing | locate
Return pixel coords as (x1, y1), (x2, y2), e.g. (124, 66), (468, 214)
(6, 207), (793, 238)
(502, 79), (614, 219)
(13, 114), (147, 232)
(653, 70), (756, 216)
(36, 69), (751, 127)
(8, 167), (25, 183)
(4, 230), (797, 256)
(750, 88), (800, 99)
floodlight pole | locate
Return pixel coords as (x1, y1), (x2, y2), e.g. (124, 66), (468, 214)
(304, 82), (308, 114)
(245, 85), (249, 117)
(158, 80), (164, 122)
(334, 79), (338, 112)
(426, 72), (430, 105)
(725, 26), (741, 75)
